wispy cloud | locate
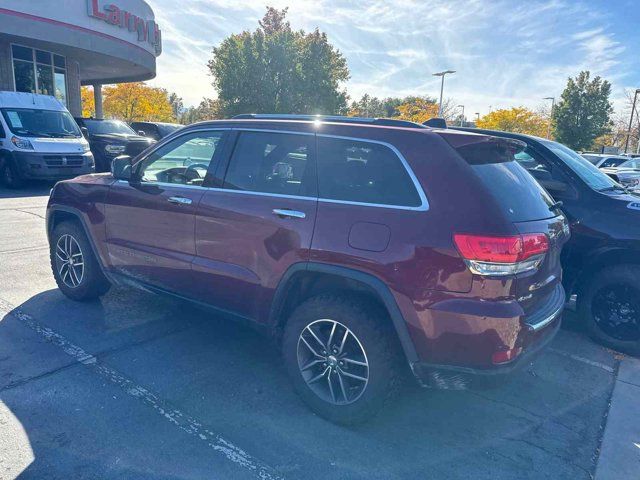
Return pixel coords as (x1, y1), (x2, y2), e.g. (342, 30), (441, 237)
(146, 0), (639, 116)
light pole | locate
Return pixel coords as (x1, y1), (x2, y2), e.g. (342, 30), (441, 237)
(543, 96), (555, 139)
(624, 89), (640, 154)
(475, 112), (480, 123)
(433, 70), (455, 117)
(457, 104), (465, 126)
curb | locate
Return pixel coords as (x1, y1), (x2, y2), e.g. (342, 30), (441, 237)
(595, 355), (640, 479)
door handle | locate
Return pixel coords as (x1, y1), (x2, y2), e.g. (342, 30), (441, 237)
(168, 196), (193, 205)
(272, 208), (306, 219)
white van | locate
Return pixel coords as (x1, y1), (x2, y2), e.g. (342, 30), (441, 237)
(0, 92), (94, 188)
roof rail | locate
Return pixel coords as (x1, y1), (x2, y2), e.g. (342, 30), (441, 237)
(232, 114), (426, 129)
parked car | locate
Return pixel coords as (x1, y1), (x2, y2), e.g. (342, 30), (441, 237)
(0, 91), (93, 188)
(129, 121), (183, 141)
(453, 127), (640, 354)
(47, 115), (568, 424)
(582, 154), (640, 191)
(75, 118), (155, 172)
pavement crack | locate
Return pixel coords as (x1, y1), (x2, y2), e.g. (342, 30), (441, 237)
(0, 361), (81, 393)
(16, 208), (46, 219)
(505, 437), (592, 477)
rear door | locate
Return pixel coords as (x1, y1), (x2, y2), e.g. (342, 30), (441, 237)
(193, 129), (318, 321)
(104, 129), (227, 294)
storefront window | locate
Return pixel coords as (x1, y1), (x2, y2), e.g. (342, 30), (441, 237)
(12, 45), (67, 105)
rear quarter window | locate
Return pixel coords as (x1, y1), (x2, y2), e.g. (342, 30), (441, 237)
(456, 141), (556, 221)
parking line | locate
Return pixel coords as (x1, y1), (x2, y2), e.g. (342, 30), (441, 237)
(548, 347), (615, 373)
(0, 298), (284, 480)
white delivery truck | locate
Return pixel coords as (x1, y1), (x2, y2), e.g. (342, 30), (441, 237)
(0, 92), (94, 188)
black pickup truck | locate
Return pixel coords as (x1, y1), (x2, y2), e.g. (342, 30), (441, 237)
(75, 118), (155, 172)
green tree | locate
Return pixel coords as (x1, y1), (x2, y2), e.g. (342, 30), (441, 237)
(553, 71), (613, 150)
(180, 98), (221, 125)
(208, 7), (349, 117)
(477, 107), (549, 137)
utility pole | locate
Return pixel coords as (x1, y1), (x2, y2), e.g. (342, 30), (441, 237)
(543, 96), (555, 139)
(457, 104), (465, 126)
(433, 70), (455, 117)
(625, 89), (640, 153)
(475, 112), (480, 123)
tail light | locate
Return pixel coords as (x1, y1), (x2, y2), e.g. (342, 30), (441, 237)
(453, 233), (549, 276)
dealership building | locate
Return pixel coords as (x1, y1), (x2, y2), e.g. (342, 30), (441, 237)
(0, 0), (161, 117)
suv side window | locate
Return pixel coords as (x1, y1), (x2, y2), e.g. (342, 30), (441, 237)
(515, 147), (573, 198)
(317, 136), (421, 207)
(223, 131), (315, 197)
(137, 130), (224, 186)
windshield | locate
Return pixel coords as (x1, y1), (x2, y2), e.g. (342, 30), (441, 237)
(158, 124), (182, 136)
(540, 139), (619, 191)
(1, 108), (81, 138)
(84, 119), (136, 136)
(600, 157), (628, 168)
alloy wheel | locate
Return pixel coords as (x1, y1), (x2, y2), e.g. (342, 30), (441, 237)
(592, 283), (640, 341)
(297, 319), (369, 405)
(55, 234), (85, 288)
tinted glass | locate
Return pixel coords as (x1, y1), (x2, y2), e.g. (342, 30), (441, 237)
(139, 131), (223, 185)
(13, 60), (35, 93)
(317, 137), (421, 207)
(36, 64), (53, 96)
(83, 119), (136, 135)
(11, 45), (32, 61)
(600, 157), (626, 168)
(457, 142), (556, 221)
(158, 124), (182, 137)
(35, 50), (51, 65)
(224, 131), (314, 197)
(540, 139), (618, 191)
(53, 54), (65, 69)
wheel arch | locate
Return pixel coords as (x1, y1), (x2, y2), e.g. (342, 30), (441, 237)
(269, 262), (419, 365)
(574, 247), (640, 298)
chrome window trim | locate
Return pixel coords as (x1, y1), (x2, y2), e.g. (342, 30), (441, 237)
(316, 134), (428, 211)
(120, 127), (430, 212)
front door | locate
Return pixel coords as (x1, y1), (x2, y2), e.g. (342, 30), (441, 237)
(105, 129), (227, 294)
(193, 129), (317, 321)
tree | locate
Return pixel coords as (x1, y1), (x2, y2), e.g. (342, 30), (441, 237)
(180, 98), (221, 125)
(552, 71), (613, 150)
(102, 82), (175, 122)
(477, 107), (549, 137)
(80, 86), (95, 117)
(348, 95), (406, 118)
(394, 96), (439, 124)
(168, 92), (184, 120)
(208, 7), (349, 117)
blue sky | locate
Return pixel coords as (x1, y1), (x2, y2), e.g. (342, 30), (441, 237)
(147, 0), (640, 117)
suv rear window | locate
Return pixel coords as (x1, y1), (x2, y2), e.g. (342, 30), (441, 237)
(456, 141), (556, 221)
(317, 137), (422, 208)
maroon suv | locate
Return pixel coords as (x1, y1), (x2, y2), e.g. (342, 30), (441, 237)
(46, 115), (569, 424)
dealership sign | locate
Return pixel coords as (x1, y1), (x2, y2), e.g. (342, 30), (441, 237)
(87, 0), (162, 55)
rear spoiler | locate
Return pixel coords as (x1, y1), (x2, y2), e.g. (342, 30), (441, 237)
(423, 117), (448, 128)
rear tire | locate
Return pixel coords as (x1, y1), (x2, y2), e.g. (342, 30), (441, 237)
(579, 265), (640, 355)
(282, 294), (403, 425)
(1, 159), (25, 189)
(50, 220), (111, 301)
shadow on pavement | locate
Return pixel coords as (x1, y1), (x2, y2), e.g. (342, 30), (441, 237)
(0, 182), (55, 199)
(0, 287), (617, 479)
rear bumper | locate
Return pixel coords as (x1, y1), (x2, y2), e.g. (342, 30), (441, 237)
(9, 151), (94, 180)
(410, 284), (565, 389)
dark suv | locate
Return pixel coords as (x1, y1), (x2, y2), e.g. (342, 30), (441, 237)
(75, 118), (156, 172)
(46, 115), (569, 424)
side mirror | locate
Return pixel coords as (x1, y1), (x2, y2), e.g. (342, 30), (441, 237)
(111, 155), (132, 181)
(81, 126), (89, 139)
(138, 130), (146, 136)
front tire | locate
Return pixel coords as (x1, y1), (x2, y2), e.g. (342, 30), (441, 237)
(50, 221), (111, 301)
(579, 265), (640, 355)
(1, 159), (25, 189)
(282, 294), (402, 425)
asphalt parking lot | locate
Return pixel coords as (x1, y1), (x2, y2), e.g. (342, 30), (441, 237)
(0, 183), (627, 480)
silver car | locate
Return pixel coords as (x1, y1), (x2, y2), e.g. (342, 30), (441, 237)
(582, 154), (640, 191)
